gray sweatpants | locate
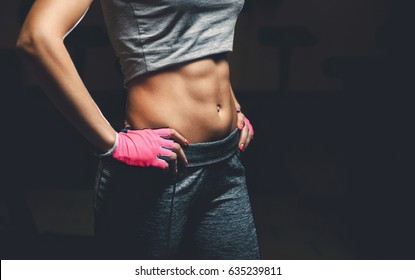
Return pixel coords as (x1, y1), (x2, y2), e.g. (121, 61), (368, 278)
(93, 129), (260, 259)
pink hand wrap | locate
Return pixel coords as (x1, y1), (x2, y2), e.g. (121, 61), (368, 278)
(112, 128), (174, 169)
(244, 116), (254, 136)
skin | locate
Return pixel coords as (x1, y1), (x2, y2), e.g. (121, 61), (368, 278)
(16, 0), (254, 171)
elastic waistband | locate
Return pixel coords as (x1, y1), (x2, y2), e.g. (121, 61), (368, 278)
(184, 128), (240, 167)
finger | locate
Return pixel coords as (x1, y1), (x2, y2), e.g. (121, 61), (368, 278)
(237, 112), (245, 130)
(243, 116), (255, 150)
(167, 128), (190, 146)
(160, 141), (188, 166)
(155, 150), (177, 172)
(159, 138), (175, 149)
(154, 158), (169, 171)
(244, 129), (254, 150)
(168, 152), (178, 175)
(158, 151), (178, 174)
(153, 128), (172, 138)
(239, 124), (250, 151)
(170, 142), (188, 166)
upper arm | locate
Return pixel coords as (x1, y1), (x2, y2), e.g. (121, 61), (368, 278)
(19, 0), (94, 41)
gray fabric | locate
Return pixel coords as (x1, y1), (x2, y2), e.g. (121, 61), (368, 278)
(93, 129), (260, 259)
(99, 0), (245, 86)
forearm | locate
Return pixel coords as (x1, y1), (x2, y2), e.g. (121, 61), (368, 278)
(16, 31), (116, 152)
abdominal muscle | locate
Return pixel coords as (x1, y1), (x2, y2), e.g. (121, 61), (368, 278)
(125, 54), (238, 143)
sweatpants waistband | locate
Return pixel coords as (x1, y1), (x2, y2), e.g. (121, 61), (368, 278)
(184, 128), (240, 167)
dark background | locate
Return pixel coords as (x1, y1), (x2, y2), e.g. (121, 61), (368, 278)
(1, 0), (414, 259)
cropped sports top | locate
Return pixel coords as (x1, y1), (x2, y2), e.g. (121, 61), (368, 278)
(99, 0), (245, 86)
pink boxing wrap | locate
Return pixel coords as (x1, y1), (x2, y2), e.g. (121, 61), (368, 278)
(244, 116), (254, 136)
(112, 128), (174, 169)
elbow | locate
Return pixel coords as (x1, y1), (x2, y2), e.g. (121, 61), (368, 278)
(16, 29), (58, 59)
(16, 30), (40, 57)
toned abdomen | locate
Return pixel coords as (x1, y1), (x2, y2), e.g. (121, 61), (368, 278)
(125, 54), (238, 143)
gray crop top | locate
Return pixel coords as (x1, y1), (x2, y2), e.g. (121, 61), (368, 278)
(99, 0), (245, 86)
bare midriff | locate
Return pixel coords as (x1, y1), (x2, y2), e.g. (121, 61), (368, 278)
(125, 53), (238, 143)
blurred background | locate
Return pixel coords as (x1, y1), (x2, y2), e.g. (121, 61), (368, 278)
(1, 0), (414, 259)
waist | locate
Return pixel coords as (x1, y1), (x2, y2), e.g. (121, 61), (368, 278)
(125, 54), (238, 143)
(184, 128), (240, 167)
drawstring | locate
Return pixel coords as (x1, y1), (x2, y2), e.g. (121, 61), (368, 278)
(166, 182), (177, 257)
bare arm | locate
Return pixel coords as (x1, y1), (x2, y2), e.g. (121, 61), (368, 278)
(16, 0), (116, 152)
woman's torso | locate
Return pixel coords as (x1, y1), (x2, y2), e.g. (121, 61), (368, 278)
(99, 0), (244, 143)
(125, 53), (238, 143)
